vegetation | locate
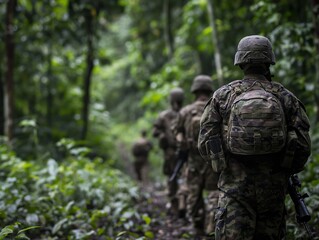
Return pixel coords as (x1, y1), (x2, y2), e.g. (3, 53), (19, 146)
(0, 0), (318, 239)
(0, 140), (154, 239)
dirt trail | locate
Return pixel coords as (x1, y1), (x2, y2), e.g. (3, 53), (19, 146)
(137, 183), (209, 240)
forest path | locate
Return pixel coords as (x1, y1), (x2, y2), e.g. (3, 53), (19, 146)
(137, 183), (208, 240)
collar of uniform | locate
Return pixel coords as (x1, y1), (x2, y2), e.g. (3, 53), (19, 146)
(243, 74), (268, 82)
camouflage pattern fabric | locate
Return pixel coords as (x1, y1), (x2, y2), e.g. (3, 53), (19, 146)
(215, 157), (287, 240)
(176, 164), (189, 217)
(176, 96), (220, 235)
(226, 86), (286, 155)
(164, 147), (179, 214)
(132, 137), (153, 181)
(206, 189), (220, 234)
(198, 74), (311, 239)
(186, 163), (219, 235)
(133, 157), (149, 182)
(153, 109), (180, 214)
(153, 109), (179, 175)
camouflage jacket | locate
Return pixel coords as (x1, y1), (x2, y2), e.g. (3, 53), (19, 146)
(198, 74), (311, 174)
(132, 137), (153, 159)
(175, 96), (210, 171)
(153, 109), (179, 150)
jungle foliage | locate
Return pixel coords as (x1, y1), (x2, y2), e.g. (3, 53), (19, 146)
(0, 0), (319, 238)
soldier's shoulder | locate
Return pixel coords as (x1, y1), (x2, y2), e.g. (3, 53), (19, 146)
(159, 109), (173, 117)
(272, 81), (306, 110)
(213, 80), (240, 98)
(180, 104), (190, 113)
(194, 98), (210, 111)
(271, 81), (299, 100)
(203, 97), (213, 109)
(180, 104), (194, 115)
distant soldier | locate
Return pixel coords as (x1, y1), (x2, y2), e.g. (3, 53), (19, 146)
(175, 75), (219, 236)
(153, 87), (185, 218)
(198, 35), (311, 239)
(132, 130), (153, 182)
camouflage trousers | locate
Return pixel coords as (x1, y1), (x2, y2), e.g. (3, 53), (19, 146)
(186, 165), (219, 235)
(133, 156), (149, 182)
(163, 148), (179, 215)
(166, 177), (179, 215)
(177, 164), (189, 217)
(215, 158), (288, 240)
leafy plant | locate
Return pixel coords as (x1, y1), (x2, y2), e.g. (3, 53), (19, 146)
(0, 141), (153, 239)
(0, 222), (40, 240)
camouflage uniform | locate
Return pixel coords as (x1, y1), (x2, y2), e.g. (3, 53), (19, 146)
(175, 75), (220, 235)
(153, 88), (185, 217)
(132, 131), (153, 182)
(198, 35), (311, 240)
(153, 109), (180, 215)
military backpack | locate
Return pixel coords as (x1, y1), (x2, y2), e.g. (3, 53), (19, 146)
(132, 139), (150, 157)
(187, 101), (206, 150)
(225, 81), (287, 155)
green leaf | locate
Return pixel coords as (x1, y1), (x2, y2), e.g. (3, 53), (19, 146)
(18, 226), (41, 235)
(52, 218), (68, 234)
(54, 0), (68, 19)
(16, 232), (31, 240)
(116, 231), (127, 236)
(142, 214), (151, 225)
(0, 226), (14, 237)
(19, 119), (36, 128)
(144, 231), (154, 239)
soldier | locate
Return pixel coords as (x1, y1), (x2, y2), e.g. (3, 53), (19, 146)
(175, 75), (220, 236)
(198, 35), (311, 239)
(153, 87), (185, 218)
(131, 130), (153, 182)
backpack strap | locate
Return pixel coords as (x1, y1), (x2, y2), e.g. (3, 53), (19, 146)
(221, 80), (246, 144)
(264, 82), (288, 121)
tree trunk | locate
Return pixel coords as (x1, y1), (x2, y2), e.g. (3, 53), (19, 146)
(4, 0), (16, 142)
(206, 0), (223, 86)
(312, 0), (319, 122)
(81, 10), (94, 140)
(47, 42), (53, 128)
(163, 0), (174, 58)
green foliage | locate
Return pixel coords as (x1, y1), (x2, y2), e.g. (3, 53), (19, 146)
(0, 142), (152, 239)
(1, 0), (319, 238)
(0, 222), (40, 240)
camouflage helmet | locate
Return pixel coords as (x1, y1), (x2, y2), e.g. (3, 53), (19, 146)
(191, 75), (213, 93)
(169, 87), (184, 102)
(234, 35), (275, 66)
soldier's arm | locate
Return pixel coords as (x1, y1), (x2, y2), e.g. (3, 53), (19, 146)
(289, 99), (311, 173)
(174, 108), (188, 152)
(152, 115), (164, 138)
(198, 94), (223, 163)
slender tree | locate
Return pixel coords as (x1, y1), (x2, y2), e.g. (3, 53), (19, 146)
(206, 0), (223, 85)
(4, 0), (16, 142)
(81, 8), (95, 140)
(46, 39), (53, 128)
